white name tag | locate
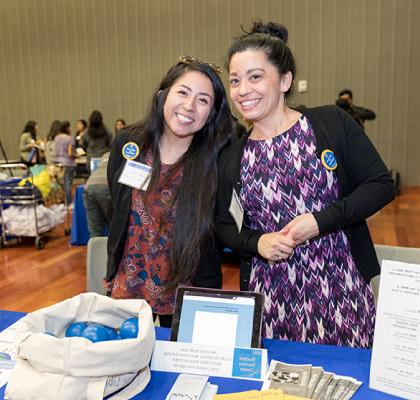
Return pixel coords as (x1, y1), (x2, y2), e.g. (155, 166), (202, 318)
(118, 160), (152, 191)
(229, 189), (244, 232)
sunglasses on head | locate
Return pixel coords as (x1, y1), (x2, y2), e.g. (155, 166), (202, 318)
(178, 55), (223, 75)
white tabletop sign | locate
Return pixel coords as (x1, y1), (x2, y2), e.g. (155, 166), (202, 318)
(370, 260), (420, 400)
(151, 340), (267, 381)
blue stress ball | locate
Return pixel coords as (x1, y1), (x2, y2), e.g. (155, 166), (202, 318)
(81, 324), (109, 343)
(65, 322), (88, 337)
(119, 318), (139, 339)
(104, 326), (119, 340)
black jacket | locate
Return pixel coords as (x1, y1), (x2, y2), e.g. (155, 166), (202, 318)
(353, 104), (376, 123)
(215, 105), (395, 290)
(106, 130), (222, 289)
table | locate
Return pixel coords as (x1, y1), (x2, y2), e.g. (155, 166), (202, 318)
(70, 184), (90, 245)
(70, 184), (110, 245)
(0, 310), (400, 399)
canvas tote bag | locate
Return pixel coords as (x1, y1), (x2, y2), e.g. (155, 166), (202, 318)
(5, 292), (155, 400)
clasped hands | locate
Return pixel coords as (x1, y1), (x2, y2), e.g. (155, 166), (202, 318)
(257, 213), (319, 262)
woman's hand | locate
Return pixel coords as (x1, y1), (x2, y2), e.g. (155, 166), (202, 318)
(281, 213), (320, 245)
(257, 232), (296, 261)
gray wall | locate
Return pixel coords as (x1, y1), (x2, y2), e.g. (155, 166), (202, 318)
(1, 0), (419, 184)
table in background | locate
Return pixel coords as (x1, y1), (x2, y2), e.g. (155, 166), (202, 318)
(70, 184), (110, 246)
(0, 310), (400, 400)
(70, 184), (89, 245)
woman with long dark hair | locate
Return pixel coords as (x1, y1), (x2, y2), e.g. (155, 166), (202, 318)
(19, 120), (41, 165)
(106, 56), (233, 327)
(54, 121), (76, 206)
(216, 21), (395, 347)
(45, 119), (61, 165)
(82, 110), (113, 172)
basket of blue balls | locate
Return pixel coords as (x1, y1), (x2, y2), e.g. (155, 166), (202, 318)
(64, 317), (140, 342)
(5, 293), (156, 400)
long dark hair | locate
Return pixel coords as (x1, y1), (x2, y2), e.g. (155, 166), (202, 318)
(59, 120), (71, 134)
(227, 20), (297, 99)
(47, 120), (61, 141)
(129, 61), (233, 289)
(22, 120), (37, 140)
(88, 110), (108, 139)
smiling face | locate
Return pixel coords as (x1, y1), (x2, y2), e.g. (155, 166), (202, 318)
(229, 49), (292, 123)
(163, 70), (214, 140)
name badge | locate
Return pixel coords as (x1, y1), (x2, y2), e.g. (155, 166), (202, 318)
(229, 189), (244, 232)
(118, 160), (152, 191)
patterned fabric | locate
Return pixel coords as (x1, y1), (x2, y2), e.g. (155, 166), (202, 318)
(111, 153), (182, 315)
(240, 116), (375, 348)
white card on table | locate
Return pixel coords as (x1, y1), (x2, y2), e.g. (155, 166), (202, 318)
(165, 374), (209, 400)
(118, 160), (152, 191)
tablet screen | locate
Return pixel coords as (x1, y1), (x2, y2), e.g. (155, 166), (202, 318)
(170, 287), (263, 348)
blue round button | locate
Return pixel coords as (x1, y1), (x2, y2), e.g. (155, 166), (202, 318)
(122, 142), (139, 160)
(321, 149), (337, 170)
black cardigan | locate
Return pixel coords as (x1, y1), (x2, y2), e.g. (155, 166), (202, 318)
(106, 130), (222, 289)
(215, 105), (395, 290)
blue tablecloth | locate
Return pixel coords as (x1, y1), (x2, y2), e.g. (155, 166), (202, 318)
(70, 184), (90, 245)
(0, 310), (399, 399)
(70, 184), (110, 245)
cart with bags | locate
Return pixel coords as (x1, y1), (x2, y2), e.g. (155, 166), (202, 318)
(0, 163), (68, 249)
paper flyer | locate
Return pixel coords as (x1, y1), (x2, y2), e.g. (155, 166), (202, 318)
(370, 260), (420, 400)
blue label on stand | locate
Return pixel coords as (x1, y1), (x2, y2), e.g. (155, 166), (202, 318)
(231, 348), (262, 379)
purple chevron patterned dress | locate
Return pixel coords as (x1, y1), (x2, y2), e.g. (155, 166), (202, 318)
(240, 116), (375, 348)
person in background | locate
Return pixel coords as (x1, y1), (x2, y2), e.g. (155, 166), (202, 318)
(335, 98), (363, 128)
(45, 120), (61, 165)
(338, 89), (376, 128)
(54, 121), (76, 207)
(83, 152), (112, 237)
(114, 118), (126, 134)
(82, 110), (113, 173)
(75, 119), (88, 149)
(106, 56), (233, 327)
(216, 21), (395, 347)
(19, 120), (42, 165)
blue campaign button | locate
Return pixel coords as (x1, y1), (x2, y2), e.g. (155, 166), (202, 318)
(321, 149), (337, 170)
(122, 142), (139, 160)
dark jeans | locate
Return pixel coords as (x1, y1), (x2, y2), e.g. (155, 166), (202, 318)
(82, 185), (113, 237)
(63, 166), (76, 205)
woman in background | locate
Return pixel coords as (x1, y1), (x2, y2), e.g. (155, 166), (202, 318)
(45, 119), (61, 165)
(54, 121), (76, 206)
(19, 120), (41, 165)
(114, 118), (126, 134)
(106, 56), (233, 327)
(216, 21), (395, 347)
(75, 119), (88, 149)
(82, 110), (113, 173)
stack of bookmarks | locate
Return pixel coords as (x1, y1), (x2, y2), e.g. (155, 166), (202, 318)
(260, 360), (362, 400)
